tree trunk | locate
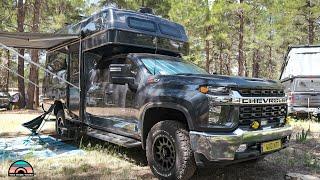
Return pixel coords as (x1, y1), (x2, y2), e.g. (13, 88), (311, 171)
(219, 44), (223, 74)
(307, 0), (314, 45)
(17, 0), (26, 108)
(237, 0), (245, 76)
(225, 45), (232, 75)
(26, 0), (41, 109)
(6, 51), (10, 91)
(252, 49), (260, 78)
(268, 45), (273, 79)
(205, 38), (210, 73)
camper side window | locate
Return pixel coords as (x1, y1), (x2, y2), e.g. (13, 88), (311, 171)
(47, 51), (67, 73)
(82, 12), (109, 34)
(70, 53), (79, 84)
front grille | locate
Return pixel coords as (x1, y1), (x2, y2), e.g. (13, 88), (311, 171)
(239, 104), (287, 127)
(239, 89), (284, 97)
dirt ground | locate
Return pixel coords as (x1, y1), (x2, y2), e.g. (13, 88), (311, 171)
(0, 110), (319, 179)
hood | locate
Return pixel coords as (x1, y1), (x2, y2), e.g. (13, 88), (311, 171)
(157, 74), (283, 90)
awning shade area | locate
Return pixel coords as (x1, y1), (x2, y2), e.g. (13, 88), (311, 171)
(0, 31), (79, 50)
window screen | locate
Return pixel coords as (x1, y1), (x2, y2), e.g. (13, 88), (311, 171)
(128, 17), (156, 32)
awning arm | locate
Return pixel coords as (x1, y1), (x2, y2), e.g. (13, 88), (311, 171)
(0, 63), (39, 88)
(0, 42), (80, 90)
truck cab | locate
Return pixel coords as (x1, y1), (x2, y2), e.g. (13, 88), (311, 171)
(43, 7), (292, 179)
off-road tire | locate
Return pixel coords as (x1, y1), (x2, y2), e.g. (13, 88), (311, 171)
(55, 110), (67, 137)
(146, 120), (196, 180)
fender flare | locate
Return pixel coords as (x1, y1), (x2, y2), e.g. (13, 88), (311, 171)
(140, 102), (194, 149)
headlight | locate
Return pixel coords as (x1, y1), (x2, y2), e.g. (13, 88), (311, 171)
(198, 90), (238, 129)
(199, 86), (231, 95)
(208, 86), (231, 95)
(205, 105), (238, 128)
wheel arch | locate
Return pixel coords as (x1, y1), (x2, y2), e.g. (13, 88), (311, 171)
(140, 102), (194, 149)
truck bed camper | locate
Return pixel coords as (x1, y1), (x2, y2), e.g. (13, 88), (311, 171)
(0, 7), (292, 180)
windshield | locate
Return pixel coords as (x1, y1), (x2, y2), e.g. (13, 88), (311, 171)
(140, 56), (208, 75)
(281, 48), (320, 79)
(295, 79), (320, 91)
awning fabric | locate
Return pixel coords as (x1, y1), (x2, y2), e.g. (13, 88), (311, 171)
(0, 31), (79, 50)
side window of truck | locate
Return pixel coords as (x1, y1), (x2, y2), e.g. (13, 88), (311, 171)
(125, 58), (138, 76)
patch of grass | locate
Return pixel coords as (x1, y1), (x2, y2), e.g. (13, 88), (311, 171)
(296, 127), (311, 143)
(62, 166), (77, 175)
(1, 111), (319, 179)
(0, 113), (55, 136)
(79, 163), (92, 172)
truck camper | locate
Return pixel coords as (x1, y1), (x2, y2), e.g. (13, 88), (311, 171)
(280, 45), (320, 120)
(0, 7), (292, 180)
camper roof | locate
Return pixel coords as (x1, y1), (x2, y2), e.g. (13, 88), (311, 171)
(0, 7), (189, 56)
(280, 45), (320, 80)
(56, 7), (189, 55)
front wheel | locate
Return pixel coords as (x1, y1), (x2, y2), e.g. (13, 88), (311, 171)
(146, 120), (196, 180)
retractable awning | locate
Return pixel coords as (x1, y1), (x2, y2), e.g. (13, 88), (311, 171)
(0, 32), (81, 90)
(0, 31), (79, 50)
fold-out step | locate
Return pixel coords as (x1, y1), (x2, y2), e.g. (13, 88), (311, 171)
(86, 129), (141, 148)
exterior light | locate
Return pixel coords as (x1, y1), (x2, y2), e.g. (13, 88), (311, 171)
(236, 144), (247, 152)
(199, 86), (209, 94)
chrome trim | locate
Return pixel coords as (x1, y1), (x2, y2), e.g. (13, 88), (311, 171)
(207, 90), (287, 105)
(288, 106), (320, 115)
(189, 126), (292, 161)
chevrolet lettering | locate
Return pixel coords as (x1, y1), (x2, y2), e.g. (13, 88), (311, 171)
(240, 97), (287, 104)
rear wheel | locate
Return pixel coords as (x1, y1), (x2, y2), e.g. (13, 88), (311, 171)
(146, 120), (196, 180)
(55, 110), (67, 137)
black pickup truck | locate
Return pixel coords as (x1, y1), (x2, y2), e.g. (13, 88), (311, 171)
(42, 7), (292, 179)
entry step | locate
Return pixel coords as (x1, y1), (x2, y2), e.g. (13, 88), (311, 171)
(86, 129), (141, 148)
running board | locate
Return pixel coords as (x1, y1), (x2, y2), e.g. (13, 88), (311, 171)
(86, 129), (141, 148)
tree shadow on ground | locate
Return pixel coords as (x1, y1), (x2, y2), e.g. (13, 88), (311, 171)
(192, 159), (288, 180)
(60, 135), (290, 179)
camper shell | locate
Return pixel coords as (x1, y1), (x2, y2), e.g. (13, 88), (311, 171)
(280, 45), (320, 118)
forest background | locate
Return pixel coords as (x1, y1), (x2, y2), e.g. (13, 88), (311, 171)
(0, 0), (319, 109)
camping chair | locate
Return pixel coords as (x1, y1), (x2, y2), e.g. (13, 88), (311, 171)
(22, 104), (55, 145)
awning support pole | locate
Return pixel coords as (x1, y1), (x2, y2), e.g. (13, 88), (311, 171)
(0, 42), (80, 90)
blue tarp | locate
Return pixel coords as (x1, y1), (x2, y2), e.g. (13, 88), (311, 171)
(0, 135), (85, 162)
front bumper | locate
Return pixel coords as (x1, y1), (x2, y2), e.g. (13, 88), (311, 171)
(189, 126), (292, 166)
(288, 106), (320, 115)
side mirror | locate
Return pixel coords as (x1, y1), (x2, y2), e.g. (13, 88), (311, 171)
(109, 64), (135, 85)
